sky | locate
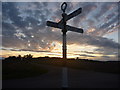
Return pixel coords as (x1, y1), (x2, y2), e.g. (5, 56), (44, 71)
(1, 2), (120, 61)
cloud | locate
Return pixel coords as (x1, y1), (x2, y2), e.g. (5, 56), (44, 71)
(94, 2), (116, 20)
(2, 22), (16, 36)
(67, 33), (119, 49)
(102, 56), (110, 58)
(71, 2), (118, 37)
(99, 16), (118, 30)
(85, 16), (118, 36)
(72, 2), (97, 27)
(2, 36), (27, 49)
(2, 2), (27, 28)
(86, 19), (95, 26)
(81, 51), (103, 54)
(79, 54), (96, 57)
(95, 47), (119, 56)
(1, 47), (50, 53)
(105, 12), (116, 20)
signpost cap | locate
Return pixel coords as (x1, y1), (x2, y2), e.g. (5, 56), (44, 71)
(61, 2), (67, 13)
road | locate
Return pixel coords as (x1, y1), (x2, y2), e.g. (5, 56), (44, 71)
(2, 64), (120, 88)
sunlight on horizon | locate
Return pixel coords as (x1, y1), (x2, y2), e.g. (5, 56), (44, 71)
(1, 41), (118, 61)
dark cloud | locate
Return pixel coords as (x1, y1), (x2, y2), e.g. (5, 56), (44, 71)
(67, 33), (119, 49)
(79, 54), (96, 57)
(89, 15), (118, 36)
(99, 16), (118, 30)
(106, 12), (116, 20)
(102, 56), (110, 58)
(94, 2), (116, 20)
(2, 47), (50, 53)
(2, 22), (16, 36)
(86, 15), (118, 36)
(2, 2), (27, 28)
(73, 3), (97, 27)
(81, 51), (103, 55)
(86, 19), (95, 26)
(47, 53), (60, 55)
(95, 47), (118, 56)
(20, 49), (50, 53)
(2, 36), (26, 48)
(81, 51), (94, 54)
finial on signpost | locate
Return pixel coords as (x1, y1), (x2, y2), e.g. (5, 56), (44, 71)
(61, 2), (67, 13)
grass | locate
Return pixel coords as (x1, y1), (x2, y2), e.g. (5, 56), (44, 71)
(66, 60), (120, 74)
(2, 58), (120, 80)
(3, 62), (48, 80)
(32, 58), (120, 74)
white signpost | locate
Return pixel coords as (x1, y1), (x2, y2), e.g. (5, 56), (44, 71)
(46, 2), (84, 88)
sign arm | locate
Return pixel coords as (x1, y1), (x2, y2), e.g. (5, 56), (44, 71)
(58, 7), (82, 24)
(66, 25), (84, 33)
(66, 7), (82, 20)
(46, 21), (59, 28)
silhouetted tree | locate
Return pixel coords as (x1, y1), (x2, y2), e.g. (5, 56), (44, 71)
(4, 56), (17, 63)
(23, 54), (33, 61)
(76, 57), (79, 60)
(18, 55), (21, 58)
(8, 56), (16, 60)
(45, 56), (49, 58)
(17, 55), (22, 61)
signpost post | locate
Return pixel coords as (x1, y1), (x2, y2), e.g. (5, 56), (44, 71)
(46, 2), (84, 88)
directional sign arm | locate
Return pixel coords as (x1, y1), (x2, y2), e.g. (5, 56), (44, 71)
(66, 25), (83, 33)
(58, 8), (82, 24)
(46, 21), (59, 28)
(46, 21), (83, 33)
(66, 8), (82, 21)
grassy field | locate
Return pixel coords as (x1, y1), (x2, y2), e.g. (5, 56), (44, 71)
(32, 58), (120, 74)
(2, 58), (120, 80)
(3, 61), (48, 80)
